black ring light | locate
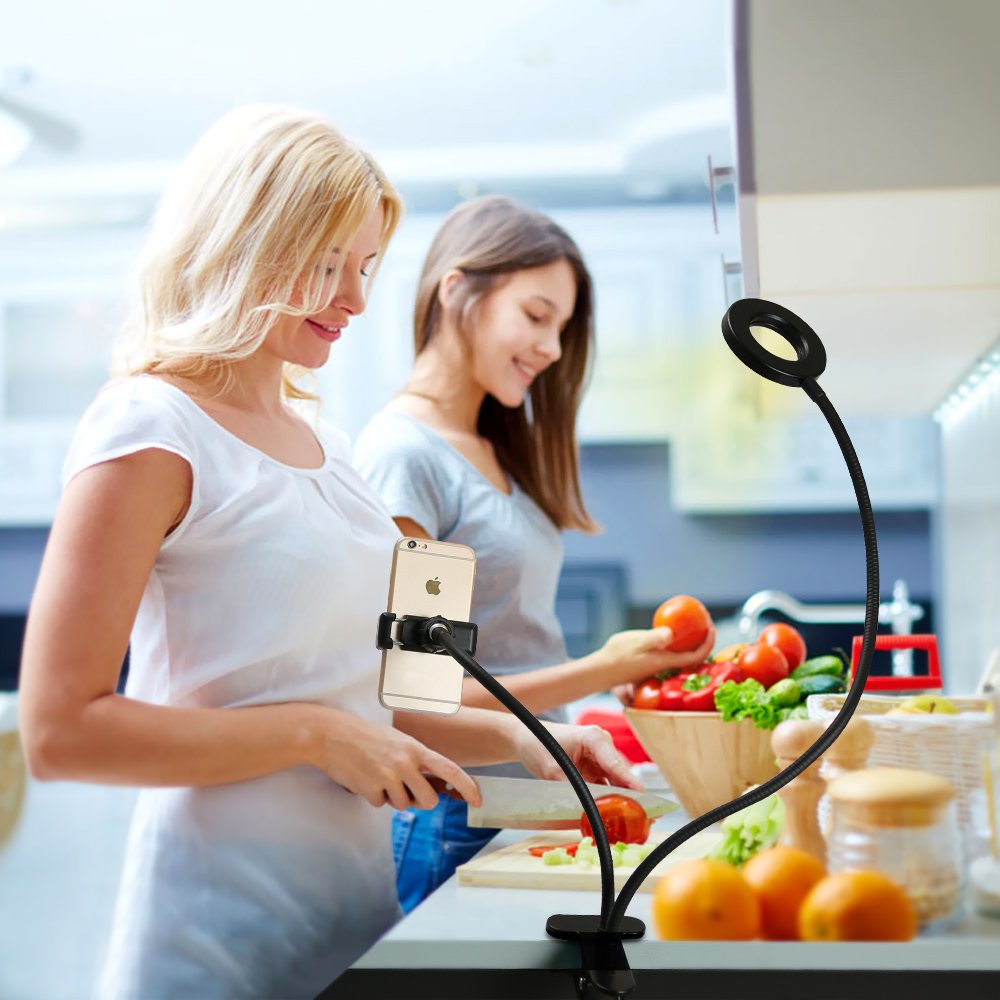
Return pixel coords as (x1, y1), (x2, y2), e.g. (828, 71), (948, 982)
(722, 297), (827, 387)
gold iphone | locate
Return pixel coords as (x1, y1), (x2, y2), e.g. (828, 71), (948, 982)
(378, 537), (477, 715)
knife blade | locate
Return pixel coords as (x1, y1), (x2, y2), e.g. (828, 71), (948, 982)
(466, 775), (679, 830)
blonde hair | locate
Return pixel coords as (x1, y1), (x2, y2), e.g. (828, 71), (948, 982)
(115, 104), (402, 400)
(413, 195), (597, 532)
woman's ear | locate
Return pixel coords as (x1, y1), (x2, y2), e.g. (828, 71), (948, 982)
(437, 269), (465, 312)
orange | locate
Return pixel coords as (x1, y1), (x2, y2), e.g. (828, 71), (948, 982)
(799, 870), (917, 942)
(652, 858), (760, 941)
(741, 846), (827, 940)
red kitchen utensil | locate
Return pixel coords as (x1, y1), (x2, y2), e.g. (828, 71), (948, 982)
(574, 709), (651, 764)
(849, 633), (942, 692)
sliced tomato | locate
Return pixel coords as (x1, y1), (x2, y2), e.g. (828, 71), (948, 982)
(528, 842), (579, 857)
(580, 794), (652, 845)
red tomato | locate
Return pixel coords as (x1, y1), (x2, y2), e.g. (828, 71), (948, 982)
(658, 686), (686, 711)
(759, 623), (807, 671)
(735, 642), (790, 690)
(632, 678), (663, 711)
(652, 595), (713, 653)
(580, 794), (652, 845)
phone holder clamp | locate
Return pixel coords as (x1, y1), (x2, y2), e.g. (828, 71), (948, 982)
(376, 612), (478, 657)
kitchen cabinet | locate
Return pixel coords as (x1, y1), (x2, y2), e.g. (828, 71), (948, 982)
(725, 0), (1000, 421)
(669, 0), (1000, 512)
(672, 410), (940, 513)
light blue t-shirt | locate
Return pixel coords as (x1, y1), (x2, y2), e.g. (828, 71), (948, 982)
(353, 408), (569, 778)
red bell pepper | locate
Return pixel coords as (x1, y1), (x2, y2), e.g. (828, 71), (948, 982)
(711, 663), (744, 685)
(658, 686), (686, 711)
(681, 682), (719, 711)
(680, 664), (744, 711)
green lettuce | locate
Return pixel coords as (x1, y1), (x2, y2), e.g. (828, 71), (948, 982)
(714, 678), (781, 729)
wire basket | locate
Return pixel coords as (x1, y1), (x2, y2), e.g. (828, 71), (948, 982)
(806, 693), (994, 831)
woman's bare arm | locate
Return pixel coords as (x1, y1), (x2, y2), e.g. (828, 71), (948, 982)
(18, 453), (481, 810)
(391, 517), (713, 715)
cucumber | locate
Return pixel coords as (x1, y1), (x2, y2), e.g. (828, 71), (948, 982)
(767, 678), (803, 707)
(792, 655), (845, 680)
(797, 673), (847, 696)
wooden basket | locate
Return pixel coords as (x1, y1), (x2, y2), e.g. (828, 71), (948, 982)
(806, 693), (994, 829)
(624, 709), (779, 817)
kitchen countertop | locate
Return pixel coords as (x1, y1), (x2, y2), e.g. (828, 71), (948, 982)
(323, 815), (1000, 1000)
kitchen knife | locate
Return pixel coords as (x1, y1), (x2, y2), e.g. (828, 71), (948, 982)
(466, 775), (679, 830)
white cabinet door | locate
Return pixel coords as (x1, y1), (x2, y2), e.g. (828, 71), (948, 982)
(556, 206), (738, 443)
(0, 228), (141, 526)
(672, 411), (939, 513)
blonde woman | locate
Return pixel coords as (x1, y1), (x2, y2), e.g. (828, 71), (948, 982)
(353, 196), (715, 912)
(17, 109), (638, 999)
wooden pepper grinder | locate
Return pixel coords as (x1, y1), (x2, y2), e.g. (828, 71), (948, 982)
(818, 715), (875, 836)
(771, 719), (827, 864)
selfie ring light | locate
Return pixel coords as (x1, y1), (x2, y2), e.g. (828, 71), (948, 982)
(375, 298), (879, 999)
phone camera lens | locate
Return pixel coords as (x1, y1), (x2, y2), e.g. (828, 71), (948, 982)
(407, 540), (417, 549)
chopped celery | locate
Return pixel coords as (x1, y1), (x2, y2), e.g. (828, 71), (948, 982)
(541, 848), (573, 865)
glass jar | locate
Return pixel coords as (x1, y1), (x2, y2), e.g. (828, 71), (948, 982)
(827, 767), (963, 930)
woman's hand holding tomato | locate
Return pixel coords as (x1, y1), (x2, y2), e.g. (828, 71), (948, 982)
(652, 595), (713, 652)
(595, 624), (716, 686)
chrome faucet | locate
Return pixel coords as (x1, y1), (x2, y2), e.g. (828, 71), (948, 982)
(736, 579), (924, 676)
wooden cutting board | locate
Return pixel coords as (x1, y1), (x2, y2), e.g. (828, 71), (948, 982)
(456, 829), (722, 892)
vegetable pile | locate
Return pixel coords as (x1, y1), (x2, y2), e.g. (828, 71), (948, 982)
(629, 604), (849, 730)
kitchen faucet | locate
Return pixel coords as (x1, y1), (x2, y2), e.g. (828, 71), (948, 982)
(736, 578), (924, 676)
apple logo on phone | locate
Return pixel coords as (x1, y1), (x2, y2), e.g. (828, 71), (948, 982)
(425, 577), (441, 596)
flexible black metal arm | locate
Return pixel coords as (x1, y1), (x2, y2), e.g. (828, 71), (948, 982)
(427, 622), (619, 926)
(606, 374), (878, 933)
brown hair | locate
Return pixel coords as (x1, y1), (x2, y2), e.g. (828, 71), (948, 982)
(413, 195), (597, 532)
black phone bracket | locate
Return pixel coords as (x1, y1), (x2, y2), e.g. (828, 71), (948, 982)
(376, 612), (478, 657)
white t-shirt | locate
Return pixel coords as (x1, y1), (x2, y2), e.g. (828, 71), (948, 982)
(63, 376), (402, 999)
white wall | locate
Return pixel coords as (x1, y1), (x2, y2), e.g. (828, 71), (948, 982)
(937, 368), (1000, 693)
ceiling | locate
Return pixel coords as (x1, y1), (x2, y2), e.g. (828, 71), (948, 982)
(0, 0), (733, 214)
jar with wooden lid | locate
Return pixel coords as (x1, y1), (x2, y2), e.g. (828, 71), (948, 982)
(826, 767), (962, 928)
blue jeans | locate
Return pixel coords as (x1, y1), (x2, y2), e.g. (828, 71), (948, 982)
(391, 794), (500, 914)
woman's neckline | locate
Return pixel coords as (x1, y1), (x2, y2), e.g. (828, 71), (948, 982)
(139, 375), (332, 473)
(385, 408), (516, 499)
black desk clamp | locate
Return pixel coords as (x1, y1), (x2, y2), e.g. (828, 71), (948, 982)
(373, 299), (880, 999)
